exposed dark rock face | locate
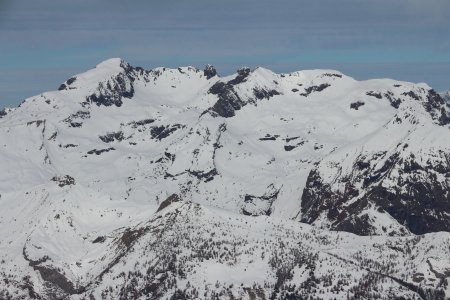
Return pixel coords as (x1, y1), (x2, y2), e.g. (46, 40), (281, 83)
(253, 88), (280, 100)
(259, 134), (279, 141)
(439, 108), (450, 125)
(280, 136), (305, 151)
(63, 110), (90, 128)
(99, 131), (124, 143)
(51, 175), (75, 187)
(86, 73), (134, 107)
(87, 147), (115, 155)
(423, 89), (450, 125)
(364, 88), (450, 125)
(284, 145), (297, 151)
(48, 132), (57, 141)
(208, 69), (280, 118)
(285, 136), (300, 142)
(211, 94), (241, 118)
(92, 236), (106, 243)
(120, 60), (146, 76)
(203, 64), (217, 79)
(157, 194), (181, 213)
(365, 90), (407, 109)
(150, 124), (184, 140)
(300, 84), (331, 97)
(66, 111), (90, 120)
(84, 61), (147, 107)
(120, 228), (146, 250)
(0, 108), (7, 118)
(350, 101), (365, 110)
(383, 91), (402, 109)
(209, 82), (245, 118)
(27, 120), (45, 127)
(129, 118), (155, 128)
(366, 91), (383, 99)
(164, 151), (176, 162)
(424, 89), (444, 111)
(322, 73), (343, 78)
(154, 152), (175, 164)
(402, 91), (420, 101)
(34, 266), (84, 295)
(242, 184), (281, 216)
(23, 248), (84, 295)
(69, 122), (82, 128)
(63, 144), (78, 148)
(228, 67), (251, 85)
(300, 150), (450, 235)
(300, 169), (375, 236)
(58, 77), (77, 91)
(187, 168), (217, 183)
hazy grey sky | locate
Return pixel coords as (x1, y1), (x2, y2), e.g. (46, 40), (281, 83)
(1, 0), (450, 107)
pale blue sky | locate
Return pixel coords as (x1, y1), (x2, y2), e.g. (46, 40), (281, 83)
(1, 0), (450, 107)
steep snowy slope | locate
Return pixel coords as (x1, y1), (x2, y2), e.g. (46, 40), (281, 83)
(2, 196), (450, 299)
(300, 88), (450, 235)
(1, 58), (450, 299)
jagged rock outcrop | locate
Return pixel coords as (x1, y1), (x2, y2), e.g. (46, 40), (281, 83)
(209, 67), (280, 117)
(299, 88), (450, 236)
(203, 64), (217, 79)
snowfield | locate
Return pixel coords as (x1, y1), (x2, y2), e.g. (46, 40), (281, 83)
(1, 58), (450, 299)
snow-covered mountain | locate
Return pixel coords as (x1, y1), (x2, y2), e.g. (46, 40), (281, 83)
(1, 58), (450, 299)
(441, 90), (450, 102)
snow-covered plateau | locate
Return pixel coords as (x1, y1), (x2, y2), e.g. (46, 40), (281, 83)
(1, 58), (450, 299)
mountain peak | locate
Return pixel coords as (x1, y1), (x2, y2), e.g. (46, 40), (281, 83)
(95, 57), (127, 69)
(203, 64), (217, 79)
